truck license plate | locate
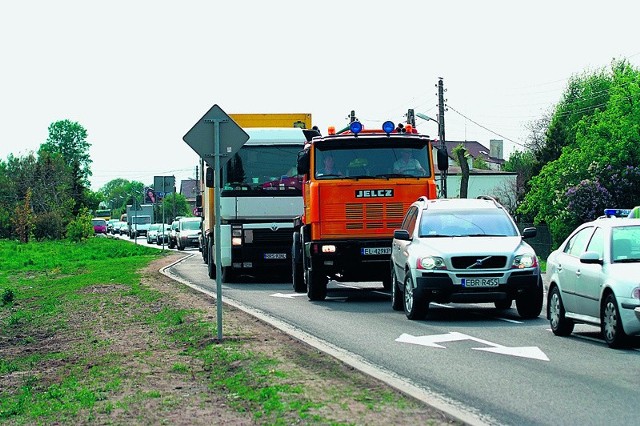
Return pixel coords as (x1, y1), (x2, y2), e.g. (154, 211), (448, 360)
(461, 278), (499, 287)
(264, 253), (287, 260)
(361, 247), (392, 256)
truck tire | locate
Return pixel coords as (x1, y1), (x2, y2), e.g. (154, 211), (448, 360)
(207, 238), (215, 279)
(201, 238), (208, 264)
(292, 232), (305, 292)
(306, 268), (327, 301)
(222, 267), (234, 283)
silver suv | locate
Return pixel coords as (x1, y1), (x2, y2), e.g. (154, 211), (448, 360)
(391, 196), (542, 320)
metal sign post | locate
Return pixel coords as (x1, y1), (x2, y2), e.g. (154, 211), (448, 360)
(183, 104), (249, 341)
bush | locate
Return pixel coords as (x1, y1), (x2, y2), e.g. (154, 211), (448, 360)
(34, 211), (67, 240)
(66, 208), (94, 242)
(1, 288), (14, 305)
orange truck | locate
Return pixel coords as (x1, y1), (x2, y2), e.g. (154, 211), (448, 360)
(292, 114), (447, 300)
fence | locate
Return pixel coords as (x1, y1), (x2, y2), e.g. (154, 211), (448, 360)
(517, 222), (553, 260)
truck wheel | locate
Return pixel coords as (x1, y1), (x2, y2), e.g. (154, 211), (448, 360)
(382, 272), (392, 291)
(292, 232), (305, 292)
(201, 239), (208, 264)
(207, 239), (215, 279)
(222, 267), (234, 283)
(306, 268), (327, 301)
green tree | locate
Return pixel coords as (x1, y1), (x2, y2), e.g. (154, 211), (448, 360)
(519, 60), (640, 246)
(39, 120), (92, 183)
(160, 192), (191, 221)
(66, 207), (94, 242)
(503, 150), (537, 217)
(452, 145), (470, 198)
(11, 187), (35, 243)
(39, 120), (92, 214)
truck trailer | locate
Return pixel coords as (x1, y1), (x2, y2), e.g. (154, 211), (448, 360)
(126, 203), (154, 238)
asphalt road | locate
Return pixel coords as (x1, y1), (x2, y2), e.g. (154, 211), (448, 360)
(149, 244), (640, 426)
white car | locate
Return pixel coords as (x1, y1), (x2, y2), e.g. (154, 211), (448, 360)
(546, 215), (640, 348)
(146, 223), (164, 244)
(391, 196), (542, 320)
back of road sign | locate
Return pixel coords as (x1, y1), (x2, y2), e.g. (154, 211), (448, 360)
(183, 104), (249, 168)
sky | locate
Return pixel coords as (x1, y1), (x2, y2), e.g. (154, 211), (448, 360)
(2, 0), (639, 191)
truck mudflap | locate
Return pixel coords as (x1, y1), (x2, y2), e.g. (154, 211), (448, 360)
(305, 239), (392, 282)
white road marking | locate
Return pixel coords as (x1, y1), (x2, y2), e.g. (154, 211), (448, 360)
(396, 331), (550, 361)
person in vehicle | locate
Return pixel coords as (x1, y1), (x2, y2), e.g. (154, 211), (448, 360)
(393, 149), (426, 175)
(317, 154), (342, 176)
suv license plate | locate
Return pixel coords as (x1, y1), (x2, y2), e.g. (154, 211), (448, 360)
(264, 253), (287, 260)
(361, 247), (392, 256)
(461, 278), (499, 287)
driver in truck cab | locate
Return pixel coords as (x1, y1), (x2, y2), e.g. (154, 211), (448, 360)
(393, 149), (426, 175)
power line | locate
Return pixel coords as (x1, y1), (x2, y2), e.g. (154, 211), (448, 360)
(446, 104), (527, 149)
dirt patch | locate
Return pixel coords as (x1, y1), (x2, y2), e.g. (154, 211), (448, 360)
(1, 254), (460, 425)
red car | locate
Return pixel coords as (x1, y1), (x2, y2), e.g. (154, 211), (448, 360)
(92, 218), (108, 234)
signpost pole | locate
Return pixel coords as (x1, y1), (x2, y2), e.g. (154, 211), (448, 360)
(162, 176), (166, 251)
(183, 104), (250, 343)
(208, 118), (225, 341)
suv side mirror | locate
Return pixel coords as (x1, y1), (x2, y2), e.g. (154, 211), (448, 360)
(393, 229), (411, 241)
(522, 227), (537, 239)
(437, 148), (449, 172)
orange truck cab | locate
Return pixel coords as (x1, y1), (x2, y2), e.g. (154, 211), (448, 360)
(292, 117), (448, 300)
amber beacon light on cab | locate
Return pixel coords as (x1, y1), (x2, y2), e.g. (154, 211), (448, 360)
(292, 113), (449, 300)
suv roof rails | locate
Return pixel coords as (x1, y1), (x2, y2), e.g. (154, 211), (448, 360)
(476, 195), (503, 206)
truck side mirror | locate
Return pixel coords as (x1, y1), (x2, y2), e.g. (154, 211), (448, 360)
(437, 148), (449, 172)
(297, 150), (310, 175)
(205, 167), (214, 188)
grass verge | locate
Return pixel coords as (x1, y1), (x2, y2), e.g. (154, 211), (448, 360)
(0, 238), (458, 425)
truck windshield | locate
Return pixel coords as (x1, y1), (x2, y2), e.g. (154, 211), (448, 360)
(222, 145), (302, 191)
(132, 216), (151, 225)
(314, 143), (431, 180)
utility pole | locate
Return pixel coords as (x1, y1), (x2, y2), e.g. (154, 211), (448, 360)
(407, 109), (416, 127)
(437, 77), (447, 198)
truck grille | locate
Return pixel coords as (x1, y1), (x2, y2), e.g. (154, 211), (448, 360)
(323, 202), (410, 235)
(250, 228), (292, 244)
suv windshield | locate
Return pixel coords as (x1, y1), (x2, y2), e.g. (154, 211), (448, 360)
(419, 209), (518, 237)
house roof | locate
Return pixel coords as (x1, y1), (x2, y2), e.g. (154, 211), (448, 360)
(443, 140), (505, 165)
(179, 179), (199, 200)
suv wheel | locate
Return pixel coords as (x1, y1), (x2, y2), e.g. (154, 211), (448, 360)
(516, 275), (544, 319)
(404, 273), (427, 320)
